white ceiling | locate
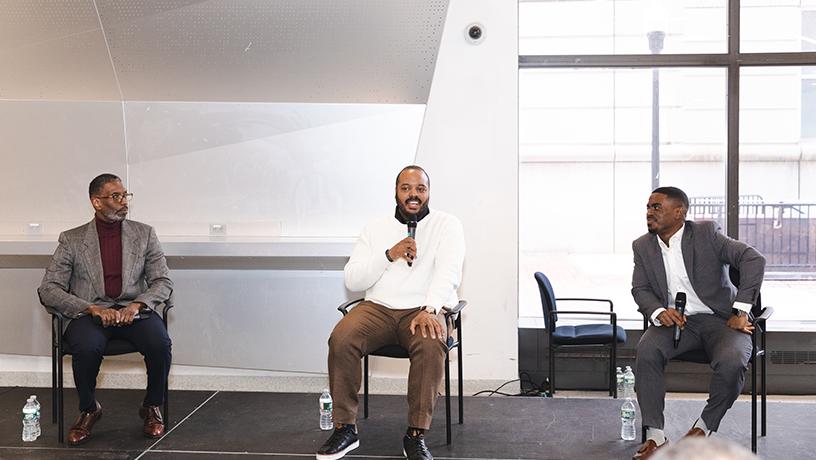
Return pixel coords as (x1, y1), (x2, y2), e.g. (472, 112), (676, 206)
(0, 0), (449, 103)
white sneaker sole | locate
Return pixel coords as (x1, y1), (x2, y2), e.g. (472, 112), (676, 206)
(316, 440), (359, 460)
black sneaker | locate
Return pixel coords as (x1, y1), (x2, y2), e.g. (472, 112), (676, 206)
(403, 434), (433, 460)
(316, 425), (359, 460)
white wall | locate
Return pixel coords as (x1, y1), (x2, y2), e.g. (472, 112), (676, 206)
(417, 0), (518, 380)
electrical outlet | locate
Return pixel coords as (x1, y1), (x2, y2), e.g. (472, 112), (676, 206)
(209, 223), (227, 236)
(27, 223), (43, 235)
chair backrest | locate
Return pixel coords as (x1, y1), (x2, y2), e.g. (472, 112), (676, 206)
(534, 272), (557, 330)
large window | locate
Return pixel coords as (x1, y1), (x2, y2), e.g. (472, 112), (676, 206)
(520, 0), (816, 331)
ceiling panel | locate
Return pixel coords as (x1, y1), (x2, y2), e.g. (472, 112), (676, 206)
(97, 0), (449, 103)
(0, 0), (448, 103)
(0, 0), (119, 100)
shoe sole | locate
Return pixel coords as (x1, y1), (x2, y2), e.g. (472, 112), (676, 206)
(402, 448), (433, 459)
(316, 439), (359, 460)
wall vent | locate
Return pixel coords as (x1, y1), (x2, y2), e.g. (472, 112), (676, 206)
(770, 350), (816, 365)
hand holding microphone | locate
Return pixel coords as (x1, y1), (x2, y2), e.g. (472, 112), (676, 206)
(406, 214), (418, 267)
(673, 292), (687, 348)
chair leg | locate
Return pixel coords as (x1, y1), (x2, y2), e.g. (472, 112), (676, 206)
(58, 353), (64, 444)
(610, 341), (617, 398)
(51, 342), (57, 424)
(549, 343), (556, 395)
(641, 426), (647, 443)
(164, 380), (170, 429)
(363, 355), (369, 419)
(457, 341), (464, 425)
(445, 353), (451, 445)
(761, 334), (767, 437)
(751, 357), (757, 453)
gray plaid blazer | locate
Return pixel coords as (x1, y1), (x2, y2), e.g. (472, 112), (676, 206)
(38, 219), (173, 323)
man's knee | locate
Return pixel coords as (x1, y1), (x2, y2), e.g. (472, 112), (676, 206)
(712, 350), (749, 377)
(143, 335), (172, 359)
(636, 341), (666, 368)
(411, 335), (447, 359)
(69, 340), (105, 360)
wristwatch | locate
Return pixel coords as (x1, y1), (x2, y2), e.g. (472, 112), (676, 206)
(731, 308), (755, 322)
(423, 306), (437, 315)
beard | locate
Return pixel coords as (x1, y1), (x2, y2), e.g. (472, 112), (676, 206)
(101, 207), (127, 222)
(395, 194), (429, 217)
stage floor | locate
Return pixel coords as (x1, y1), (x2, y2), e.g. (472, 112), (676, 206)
(0, 387), (812, 459)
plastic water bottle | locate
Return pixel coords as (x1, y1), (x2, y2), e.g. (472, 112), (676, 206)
(22, 398), (37, 442)
(319, 389), (333, 430)
(620, 399), (636, 440)
(623, 365), (635, 400)
(615, 367), (623, 399)
(30, 395), (41, 439)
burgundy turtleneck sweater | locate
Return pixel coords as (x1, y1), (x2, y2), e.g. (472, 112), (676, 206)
(95, 216), (123, 299)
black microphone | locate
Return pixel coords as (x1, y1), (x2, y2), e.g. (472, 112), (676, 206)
(406, 214), (417, 267)
(673, 292), (687, 348)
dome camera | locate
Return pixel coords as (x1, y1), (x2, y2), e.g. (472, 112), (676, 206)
(466, 23), (484, 44)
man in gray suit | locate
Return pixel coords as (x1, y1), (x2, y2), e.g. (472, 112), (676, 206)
(630, 187), (765, 460)
(39, 173), (173, 445)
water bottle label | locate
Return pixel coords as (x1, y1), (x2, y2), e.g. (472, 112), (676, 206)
(621, 408), (635, 421)
(321, 401), (332, 411)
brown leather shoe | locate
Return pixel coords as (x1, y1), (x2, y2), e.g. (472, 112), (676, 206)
(684, 426), (707, 438)
(138, 405), (165, 438)
(67, 401), (102, 446)
(632, 439), (668, 460)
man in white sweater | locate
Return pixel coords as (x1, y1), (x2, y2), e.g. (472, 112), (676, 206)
(316, 165), (465, 460)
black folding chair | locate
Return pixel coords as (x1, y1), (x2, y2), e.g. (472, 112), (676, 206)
(638, 270), (772, 453)
(44, 299), (173, 444)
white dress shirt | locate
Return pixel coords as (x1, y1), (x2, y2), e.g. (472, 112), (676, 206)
(651, 224), (751, 325)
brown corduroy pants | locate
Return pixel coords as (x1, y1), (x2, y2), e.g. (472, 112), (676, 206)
(327, 301), (448, 430)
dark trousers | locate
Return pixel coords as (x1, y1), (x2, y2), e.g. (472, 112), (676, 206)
(635, 313), (752, 432)
(328, 301), (449, 430)
(64, 313), (172, 413)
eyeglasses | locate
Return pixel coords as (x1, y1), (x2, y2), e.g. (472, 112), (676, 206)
(96, 192), (133, 202)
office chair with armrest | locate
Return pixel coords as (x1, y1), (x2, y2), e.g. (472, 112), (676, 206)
(44, 297), (173, 444)
(638, 268), (772, 453)
(534, 272), (627, 397)
(337, 299), (466, 445)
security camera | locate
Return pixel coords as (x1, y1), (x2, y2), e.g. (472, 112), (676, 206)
(466, 23), (485, 44)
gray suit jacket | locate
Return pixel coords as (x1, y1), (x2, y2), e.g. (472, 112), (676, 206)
(631, 220), (766, 321)
(38, 219), (173, 321)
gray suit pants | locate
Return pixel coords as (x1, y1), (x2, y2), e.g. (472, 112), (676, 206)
(635, 313), (752, 431)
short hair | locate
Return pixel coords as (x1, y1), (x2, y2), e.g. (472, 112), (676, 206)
(395, 165), (430, 188)
(652, 186), (689, 209)
(89, 173), (121, 197)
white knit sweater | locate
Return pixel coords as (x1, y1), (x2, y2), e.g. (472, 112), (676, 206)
(344, 210), (465, 310)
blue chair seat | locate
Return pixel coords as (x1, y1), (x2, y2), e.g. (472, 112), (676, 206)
(553, 324), (627, 345)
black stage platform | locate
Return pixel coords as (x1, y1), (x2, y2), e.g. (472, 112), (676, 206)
(0, 387), (813, 459)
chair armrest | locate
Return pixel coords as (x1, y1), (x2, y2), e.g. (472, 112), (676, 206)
(754, 306), (773, 323)
(337, 298), (365, 316)
(43, 305), (70, 320)
(442, 300), (467, 317)
(549, 310), (617, 326)
(556, 298), (614, 312)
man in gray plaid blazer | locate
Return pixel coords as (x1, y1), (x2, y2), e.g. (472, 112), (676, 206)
(630, 187), (765, 460)
(39, 173), (173, 445)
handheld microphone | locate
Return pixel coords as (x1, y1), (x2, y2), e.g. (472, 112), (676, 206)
(673, 292), (687, 348)
(406, 215), (417, 267)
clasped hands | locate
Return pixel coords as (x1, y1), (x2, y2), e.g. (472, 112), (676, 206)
(657, 308), (753, 335)
(86, 303), (142, 328)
